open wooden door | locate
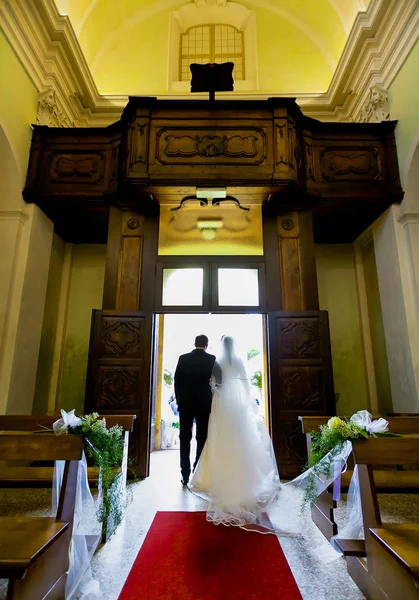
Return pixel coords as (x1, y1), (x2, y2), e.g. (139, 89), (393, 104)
(85, 310), (155, 478)
(267, 311), (335, 479)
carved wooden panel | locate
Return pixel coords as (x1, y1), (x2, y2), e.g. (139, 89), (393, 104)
(156, 128), (267, 165)
(24, 127), (121, 201)
(268, 311), (335, 478)
(48, 151), (106, 183)
(99, 316), (144, 357)
(23, 99), (403, 245)
(125, 118), (149, 180)
(276, 318), (321, 359)
(283, 420), (307, 468)
(85, 310), (155, 478)
(280, 366), (324, 410)
(320, 147), (381, 182)
(304, 140), (315, 182)
(97, 367), (141, 409)
(273, 113), (303, 185)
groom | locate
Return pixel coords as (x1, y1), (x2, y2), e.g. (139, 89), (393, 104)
(174, 334), (216, 485)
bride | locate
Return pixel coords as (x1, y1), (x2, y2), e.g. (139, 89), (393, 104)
(189, 335), (281, 533)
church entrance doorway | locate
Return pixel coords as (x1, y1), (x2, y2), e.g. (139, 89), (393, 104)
(150, 313), (268, 477)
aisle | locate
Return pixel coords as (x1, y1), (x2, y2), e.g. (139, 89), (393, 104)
(91, 449), (365, 600)
(118, 511), (302, 600)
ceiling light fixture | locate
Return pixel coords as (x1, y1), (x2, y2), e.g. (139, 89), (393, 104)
(197, 218), (223, 241)
(196, 187), (227, 199)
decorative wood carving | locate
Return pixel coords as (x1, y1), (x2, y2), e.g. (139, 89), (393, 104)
(272, 108), (303, 186)
(49, 154), (102, 181)
(268, 311), (335, 478)
(156, 128), (266, 164)
(98, 367), (141, 409)
(125, 117), (149, 180)
(85, 310), (155, 478)
(24, 97), (403, 243)
(320, 148), (380, 181)
(283, 421), (307, 466)
(304, 142), (315, 181)
(100, 317), (143, 356)
(276, 211), (319, 312)
(280, 366), (323, 409)
(277, 319), (320, 358)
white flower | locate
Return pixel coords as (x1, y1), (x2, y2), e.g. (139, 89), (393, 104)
(350, 410), (388, 435)
(53, 409), (82, 435)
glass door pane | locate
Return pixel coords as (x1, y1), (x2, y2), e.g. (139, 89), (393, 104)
(218, 268), (259, 306)
(162, 268), (204, 306)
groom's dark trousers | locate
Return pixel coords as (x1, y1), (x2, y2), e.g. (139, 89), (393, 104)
(174, 348), (216, 483)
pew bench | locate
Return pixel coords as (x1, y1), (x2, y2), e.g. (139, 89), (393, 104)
(0, 432), (83, 600)
(299, 415), (419, 541)
(335, 436), (419, 600)
(0, 414), (136, 543)
(0, 414), (136, 487)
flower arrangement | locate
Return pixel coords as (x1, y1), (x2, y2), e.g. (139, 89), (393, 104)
(41, 410), (126, 538)
(302, 411), (400, 507)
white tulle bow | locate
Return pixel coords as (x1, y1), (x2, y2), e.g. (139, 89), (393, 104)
(350, 410), (388, 435)
(53, 409), (82, 435)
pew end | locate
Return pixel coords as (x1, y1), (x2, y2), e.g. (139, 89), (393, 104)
(299, 415), (419, 544)
(334, 538), (366, 557)
(0, 432), (83, 600)
(347, 436), (419, 600)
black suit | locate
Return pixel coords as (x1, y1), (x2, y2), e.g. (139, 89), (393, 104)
(174, 348), (216, 481)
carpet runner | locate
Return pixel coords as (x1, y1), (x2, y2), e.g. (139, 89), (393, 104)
(118, 511), (302, 599)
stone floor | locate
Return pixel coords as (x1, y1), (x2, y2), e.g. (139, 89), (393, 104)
(1, 450), (419, 600)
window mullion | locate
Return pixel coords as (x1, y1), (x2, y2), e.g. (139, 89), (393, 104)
(210, 25), (215, 63)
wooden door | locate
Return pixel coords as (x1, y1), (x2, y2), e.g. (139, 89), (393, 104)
(267, 311), (335, 478)
(85, 310), (155, 478)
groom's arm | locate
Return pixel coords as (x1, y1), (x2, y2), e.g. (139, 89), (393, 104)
(174, 357), (184, 403)
(211, 359), (222, 386)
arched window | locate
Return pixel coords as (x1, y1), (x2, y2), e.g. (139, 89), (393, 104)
(180, 24), (244, 82)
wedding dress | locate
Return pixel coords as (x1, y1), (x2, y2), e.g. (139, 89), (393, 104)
(189, 336), (362, 563)
(189, 336), (282, 533)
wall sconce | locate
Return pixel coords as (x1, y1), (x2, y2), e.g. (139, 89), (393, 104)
(197, 218), (223, 240)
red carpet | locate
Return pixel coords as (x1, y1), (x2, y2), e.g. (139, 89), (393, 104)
(118, 511), (302, 600)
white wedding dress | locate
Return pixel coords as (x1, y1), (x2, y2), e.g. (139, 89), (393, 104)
(189, 336), (281, 533)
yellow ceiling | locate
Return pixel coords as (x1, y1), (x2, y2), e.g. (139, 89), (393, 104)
(55, 0), (371, 95)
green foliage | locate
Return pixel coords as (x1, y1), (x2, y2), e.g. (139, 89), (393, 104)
(71, 413), (125, 538)
(164, 369), (173, 387)
(247, 348), (260, 361)
(301, 417), (401, 509)
(251, 370), (262, 391)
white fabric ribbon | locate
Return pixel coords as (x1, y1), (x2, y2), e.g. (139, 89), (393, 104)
(53, 409), (82, 435)
(350, 410), (389, 435)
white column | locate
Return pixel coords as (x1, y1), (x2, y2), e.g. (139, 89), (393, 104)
(0, 204), (54, 414)
(353, 235), (379, 414)
(373, 205), (419, 413)
(47, 242), (73, 414)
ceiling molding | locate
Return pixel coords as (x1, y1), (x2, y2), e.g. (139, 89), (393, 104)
(0, 0), (418, 126)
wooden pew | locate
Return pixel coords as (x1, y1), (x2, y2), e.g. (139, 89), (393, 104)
(335, 436), (419, 600)
(0, 432), (83, 600)
(0, 414), (136, 486)
(0, 414), (136, 544)
(299, 415), (419, 541)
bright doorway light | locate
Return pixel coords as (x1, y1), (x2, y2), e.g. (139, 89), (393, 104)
(156, 314), (267, 451)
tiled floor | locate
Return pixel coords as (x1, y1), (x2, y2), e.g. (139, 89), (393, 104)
(1, 451), (419, 599)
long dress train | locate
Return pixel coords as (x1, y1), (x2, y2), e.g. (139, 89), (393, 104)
(189, 338), (282, 533)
